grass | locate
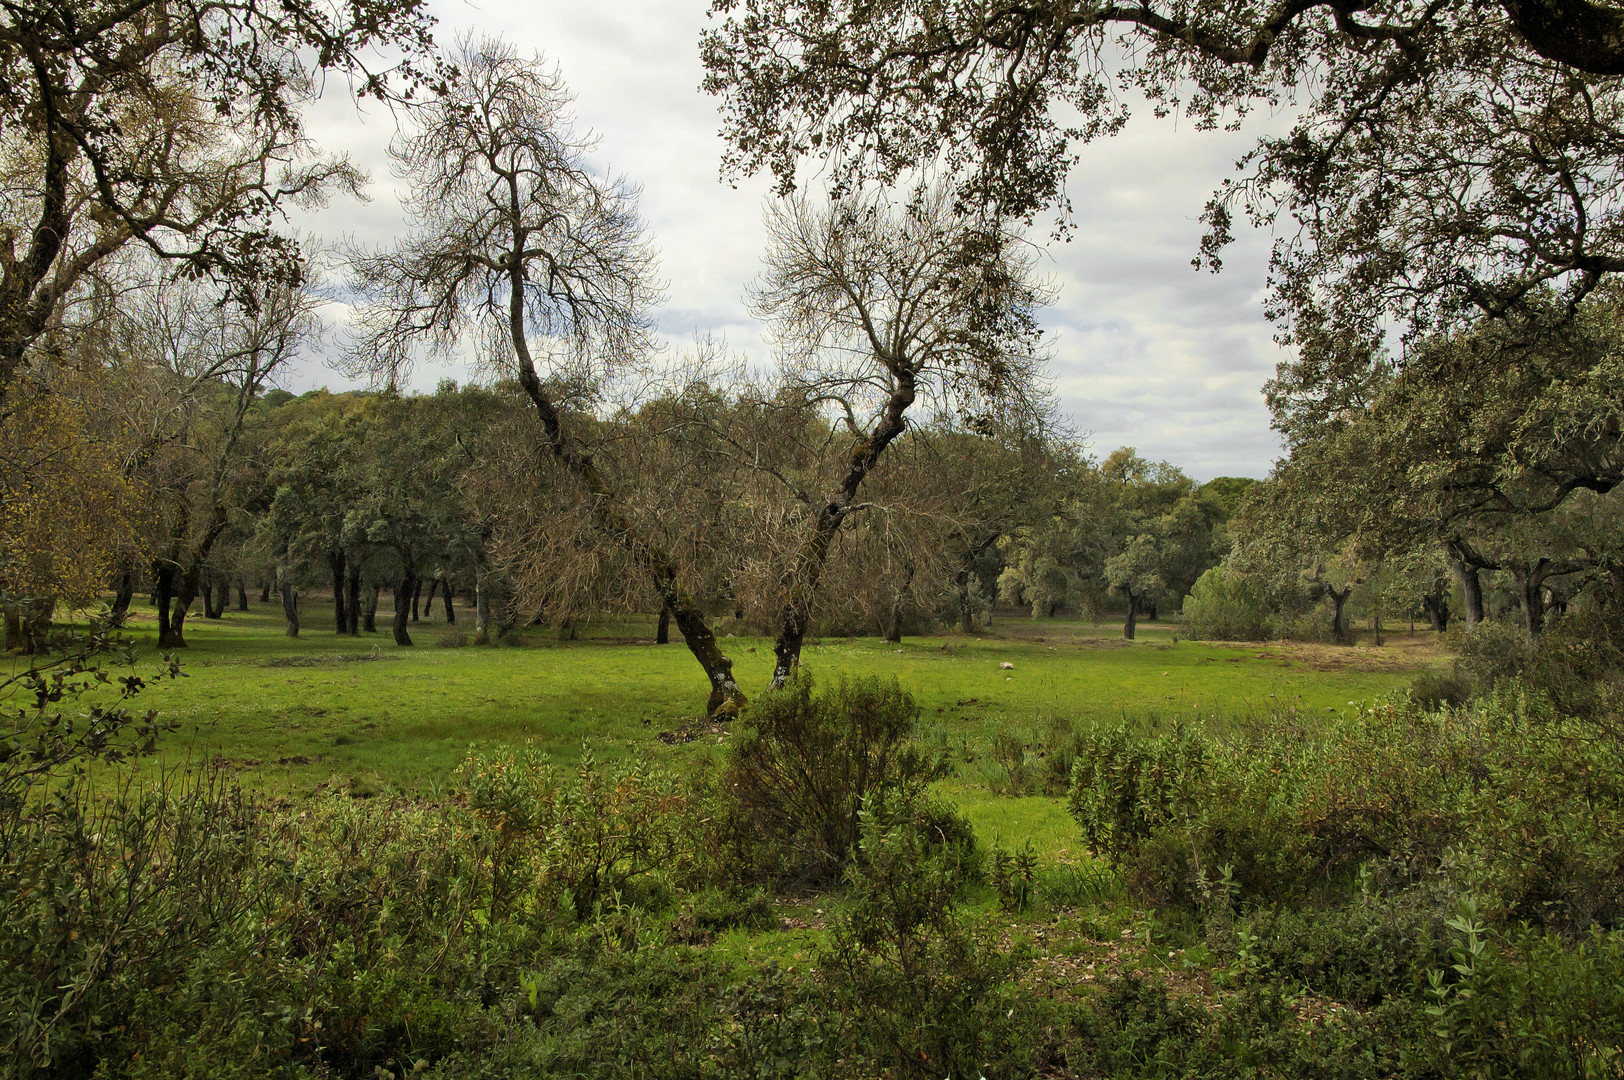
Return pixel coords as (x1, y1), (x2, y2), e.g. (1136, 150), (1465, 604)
(66, 595), (1438, 825)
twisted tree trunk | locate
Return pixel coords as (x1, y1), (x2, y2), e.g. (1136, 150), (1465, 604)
(771, 371), (916, 687)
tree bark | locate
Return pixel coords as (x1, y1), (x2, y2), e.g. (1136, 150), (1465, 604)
(281, 574), (300, 637)
(423, 576), (440, 617)
(1421, 591), (1450, 633)
(883, 560), (914, 643)
(1123, 594), (1138, 640)
(109, 565), (135, 627)
(344, 562), (362, 635)
(771, 370), (917, 687)
(1512, 559), (1553, 641)
(203, 572), (224, 619)
(393, 571), (416, 646)
(260, 578), (272, 603)
(235, 575), (249, 611)
(1445, 540), (1488, 626)
(329, 551), (348, 634)
(955, 564), (976, 634)
(441, 579), (455, 623)
(410, 577), (422, 622)
(1329, 586), (1353, 645)
(363, 584), (379, 633)
(656, 604), (671, 644)
(154, 561), (178, 647)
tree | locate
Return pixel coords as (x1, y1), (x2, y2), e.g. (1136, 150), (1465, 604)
(749, 185), (1050, 684)
(347, 35), (748, 715)
(0, 0), (439, 408)
(702, 0), (1624, 357)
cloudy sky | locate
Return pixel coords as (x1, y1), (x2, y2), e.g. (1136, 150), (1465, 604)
(292, 1), (1290, 480)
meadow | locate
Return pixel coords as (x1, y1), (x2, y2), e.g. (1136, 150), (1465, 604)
(108, 598), (1429, 800)
(74, 596), (1433, 877)
(16, 599), (1624, 1080)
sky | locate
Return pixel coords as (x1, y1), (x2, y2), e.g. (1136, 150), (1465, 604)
(290, 0), (1291, 480)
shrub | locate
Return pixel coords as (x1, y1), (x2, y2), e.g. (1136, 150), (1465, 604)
(819, 799), (1024, 1079)
(1067, 697), (1624, 927)
(1179, 566), (1270, 642)
(722, 673), (949, 885)
(1453, 615), (1624, 718)
(1409, 667), (1472, 710)
(454, 744), (692, 919)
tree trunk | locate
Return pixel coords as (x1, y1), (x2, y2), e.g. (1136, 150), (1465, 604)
(512, 272), (744, 715)
(884, 561), (914, 644)
(1445, 541), (1487, 626)
(441, 579), (455, 623)
(1123, 595), (1138, 640)
(281, 574), (300, 637)
(344, 562), (361, 635)
(423, 576), (441, 618)
(656, 604), (671, 644)
(109, 566), (135, 628)
(16, 597), (53, 654)
(330, 551), (348, 634)
(770, 372), (917, 688)
(260, 578), (272, 603)
(363, 584), (379, 633)
(1329, 586), (1353, 645)
(1512, 560), (1552, 641)
(393, 571), (416, 646)
(166, 557), (208, 649)
(1144, 597), (1158, 621)
(235, 575), (249, 611)
(3, 606), (20, 652)
(410, 577), (422, 622)
(1421, 591), (1450, 633)
(955, 564), (976, 634)
(203, 573), (224, 619)
(155, 562), (182, 648)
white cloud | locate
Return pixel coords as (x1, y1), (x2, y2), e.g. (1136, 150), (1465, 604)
(287, 0), (1290, 479)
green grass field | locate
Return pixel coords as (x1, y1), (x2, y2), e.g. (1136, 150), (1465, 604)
(68, 597), (1438, 854)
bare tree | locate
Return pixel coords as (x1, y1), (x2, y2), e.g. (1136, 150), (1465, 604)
(347, 35), (748, 715)
(0, 0), (439, 410)
(750, 186), (1051, 684)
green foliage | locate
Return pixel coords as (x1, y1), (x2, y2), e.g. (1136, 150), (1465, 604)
(1409, 667), (1473, 711)
(0, 619), (179, 820)
(1066, 721), (1211, 864)
(454, 744), (692, 919)
(1179, 564), (1271, 641)
(819, 799), (1024, 1079)
(1453, 614), (1624, 718)
(1067, 697), (1624, 928)
(988, 838), (1039, 912)
(721, 672), (948, 884)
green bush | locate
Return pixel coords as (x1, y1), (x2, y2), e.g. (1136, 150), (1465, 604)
(1067, 697), (1624, 926)
(1453, 615), (1624, 718)
(1409, 667), (1472, 710)
(721, 672), (949, 885)
(454, 744), (692, 919)
(1179, 566), (1270, 642)
(819, 798), (1024, 1079)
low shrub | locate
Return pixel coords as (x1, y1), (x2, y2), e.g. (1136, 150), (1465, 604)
(721, 672), (949, 885)
(1067, 696), (1624, 927)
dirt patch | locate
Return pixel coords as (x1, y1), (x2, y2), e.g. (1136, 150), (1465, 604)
(1201, 638), (1443, 672)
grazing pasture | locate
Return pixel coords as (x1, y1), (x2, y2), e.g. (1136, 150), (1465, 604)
(106, 599), (1431, 811)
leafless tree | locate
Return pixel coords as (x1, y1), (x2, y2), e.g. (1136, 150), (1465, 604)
(750, 185), (1051, 684)
(346, 34), (748, 714)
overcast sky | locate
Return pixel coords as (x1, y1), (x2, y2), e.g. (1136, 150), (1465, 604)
(291, 0), (1290, 480)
